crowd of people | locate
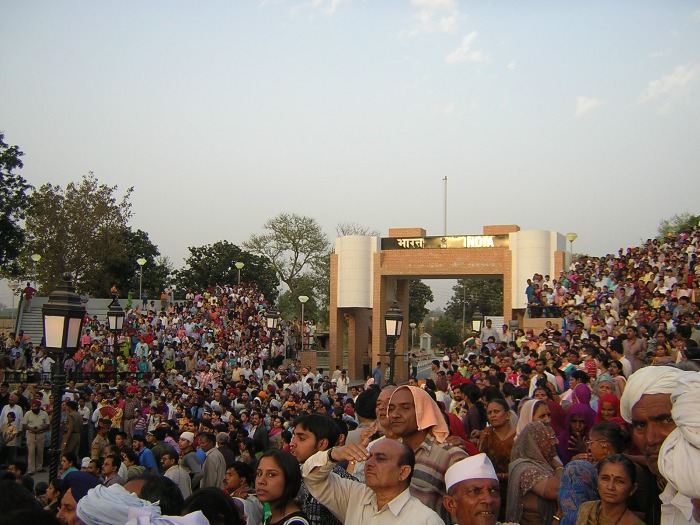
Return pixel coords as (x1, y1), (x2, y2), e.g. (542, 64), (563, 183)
(0, 226), (699, 525)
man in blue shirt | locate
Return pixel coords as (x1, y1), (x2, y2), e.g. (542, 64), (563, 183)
(132, 435), (158, 473)
(372, 362), (382, 387)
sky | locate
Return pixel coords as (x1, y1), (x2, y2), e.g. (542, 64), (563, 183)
(1, 0), (700, 309)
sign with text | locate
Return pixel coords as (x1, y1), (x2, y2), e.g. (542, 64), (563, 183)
(381, 235), (509, 250)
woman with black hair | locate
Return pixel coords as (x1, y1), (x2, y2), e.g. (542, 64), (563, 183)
(460, 383), (487, 443)
(182, 487), (244, 525)
(256, 449), (310, 525)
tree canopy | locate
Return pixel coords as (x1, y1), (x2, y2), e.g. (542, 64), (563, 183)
(23, 172), (138, 294)
(444, 279), (503, 334)
(657, 212), (699, 239)
(409, 280), (434, 326)
(0, 133), (31, 274)
(244, 213), (330, 298)
(174, 240), (278, 301)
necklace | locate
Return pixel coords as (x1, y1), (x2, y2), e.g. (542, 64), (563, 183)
(494, 424), (513, 440)
(596, 501), (628, 525)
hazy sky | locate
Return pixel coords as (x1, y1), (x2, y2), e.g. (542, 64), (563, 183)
(2, 0), (699, 308)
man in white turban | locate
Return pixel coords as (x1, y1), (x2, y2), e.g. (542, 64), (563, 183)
(620, 366), (696, 525)
(658, 374), (700, 524)
(443, 454), (517, 525)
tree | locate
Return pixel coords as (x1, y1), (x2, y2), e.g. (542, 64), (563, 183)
(657, 212), (699, 239)
(174, 240), (278, 300)
(444, 279), (503, 333)
(335, 222), (380, 237)
(24, 172), (133, 294)
(0, 133), (32, 274)
(244, 213), (330, 298)
(425, 314), (462, 348)
(409, 280), (434, 326)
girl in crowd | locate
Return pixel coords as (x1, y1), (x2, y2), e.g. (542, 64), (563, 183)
(558, 403), (595, 464)
(608, 360), (627, 395)
(575, 455), (644, 525)
(256, 449), (310, 525)
(507, 421), (562, 525)
(594, 395), (622, 424)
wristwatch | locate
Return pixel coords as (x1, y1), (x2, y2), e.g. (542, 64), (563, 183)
(327, 448), (337, 463)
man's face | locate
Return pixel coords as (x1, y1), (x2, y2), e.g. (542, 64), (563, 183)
(388, 388), (418, 439)
(443, 479), (500, 525)
(631, 393), (675, 476)
(224, 467), (244, 492)
(290, 424), (323, 463)
(133, 439), (144, 452)
(161, 454), (176, 471)
(87, 461), (100, 476)
(57, 488), (80, 525)
(102, 458), (117, 477)
(364, 439), (410, 492)
(251, 413), (261, 426)
(7, 465), (19, 477)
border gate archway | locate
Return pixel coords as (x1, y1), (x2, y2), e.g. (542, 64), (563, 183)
(328, 225), (568, 383)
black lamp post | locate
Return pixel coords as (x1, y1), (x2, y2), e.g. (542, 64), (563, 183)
(471, 306), (484, 333)
(266, 306), (280, 364)
(384, 301), (403, 385)
(106, 294), (125, 385)
(42, 273), (86, 481)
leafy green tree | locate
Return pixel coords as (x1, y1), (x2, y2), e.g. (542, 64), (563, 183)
(24, 172), (133, 294)
(444, 279), (503, 332)
(0, 133), (32, 274)
(657, 212), (699, 239)
(425, 314), (462, 348)
(174, 240), (278, 300)
(244, 213), (330, 299)
(277, 275), (319, 322)
(409, 280), (434, 326)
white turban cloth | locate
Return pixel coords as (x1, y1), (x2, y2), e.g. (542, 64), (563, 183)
(620, 366), (693, 423)
(77, 485), (161, 525)
(659, 373), (700, 498)
(126, 510), (211, 525)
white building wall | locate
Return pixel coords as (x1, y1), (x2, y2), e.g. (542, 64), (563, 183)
(510, 230), (562, 309)
(336, 236), (379, 308)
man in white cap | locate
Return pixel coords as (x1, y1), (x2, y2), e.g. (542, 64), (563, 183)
(443, 454), (515, 525)
(620, 365), (696, 525)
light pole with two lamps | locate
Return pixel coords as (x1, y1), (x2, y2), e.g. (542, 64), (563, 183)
(106, 294), (125, 385)
(137, 258), (147, 301)
(42, 273), (86, 481)
(565, 232), (578, 265)
(298, 295), (309, 351)
(235, 262), (245, 285)
(384, 301), (404, 385)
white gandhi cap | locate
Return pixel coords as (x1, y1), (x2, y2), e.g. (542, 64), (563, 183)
(445, 453), (498, 492)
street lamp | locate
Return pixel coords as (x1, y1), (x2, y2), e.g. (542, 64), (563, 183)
(266, 306), (280, 361)
(409, 322), (417, 349)
(7, 282), (20, 324)
(384, 301), (403, 385)
(298, 295), (309, 351)
(42, 273), (86, 481)
(235, 262), (245, 285)
(31, 253), (41, 288)
(565, 232), (578, 262)
(106, 294), (125, 384)
(137, 258), (147, 300)
(471, 306), (484, 333)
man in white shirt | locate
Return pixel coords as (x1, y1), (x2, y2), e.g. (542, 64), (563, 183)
(162, 450), (191, 498)
(302, 439), (444, 525)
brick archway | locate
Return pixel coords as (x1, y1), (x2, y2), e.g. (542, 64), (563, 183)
(329, 225), (568, 383)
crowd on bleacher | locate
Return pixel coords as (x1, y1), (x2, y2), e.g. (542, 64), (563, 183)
(0, 226), (698, 525)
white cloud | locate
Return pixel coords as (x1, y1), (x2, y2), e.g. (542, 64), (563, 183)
(411, 0), (456, 9)
(692, 9), (700, 21)
(575, 96), (602, 117)
(507, 61), (516, 71)
(403, 0), (459, 37)
(293, 0), (349, 16)
(443, 102), (456, 116)
(445, 32), (487, 64)
(649, 50), (669, 59)
(638, 64), (699, 113)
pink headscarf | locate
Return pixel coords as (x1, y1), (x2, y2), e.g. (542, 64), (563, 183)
(388, 385), (450, 443)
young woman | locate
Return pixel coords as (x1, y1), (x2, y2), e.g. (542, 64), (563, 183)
(479, 398), (516, 521)
(256, 449), (310, 525)
(575, 455), (643, 525)
(44, 478), (63, 514)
